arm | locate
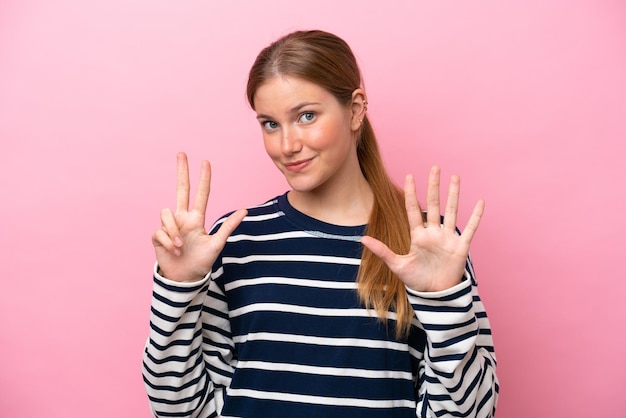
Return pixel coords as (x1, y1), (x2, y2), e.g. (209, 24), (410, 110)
(362, 167), (498, 416)
(409, 264), (498, 417)
(143, 153), (246, 417)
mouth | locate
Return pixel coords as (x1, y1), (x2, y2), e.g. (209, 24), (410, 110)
(284, 158), (314, 172)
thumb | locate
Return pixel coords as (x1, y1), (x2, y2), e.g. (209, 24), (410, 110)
(361, 235), (398, 269)
(212, 209), (248, 244)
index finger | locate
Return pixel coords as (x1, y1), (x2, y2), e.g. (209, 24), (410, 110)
(460, 199), (485, 244)
(176, 152), (190, 212)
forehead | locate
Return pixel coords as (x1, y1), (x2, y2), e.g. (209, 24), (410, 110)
(253, 76), (338, 112)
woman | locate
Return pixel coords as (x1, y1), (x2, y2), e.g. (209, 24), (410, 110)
(143, 30), (498, 418)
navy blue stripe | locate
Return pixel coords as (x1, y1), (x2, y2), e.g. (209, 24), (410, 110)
(428, 348), (478, 381)
(153, 291), (191, 309)
(201, 323), (232, 340)
(423, 317), (476, 331)
(151, 306), (180, 323)
(145, 344), (202, 365)
(201, 338), (233, 353)
(477, 387), (494, 416)
(149, 376), (210, 408)
(155, 276), (208, 293)
(150, 321), (197, 338)
(202, 305), (229, 321)
(412, 302), (472, 313)
(144, 373), (204, 392)
(230, 368), (414, 401)
(233, 339), (411, 371)
(410, 284), (472, 302)
(150, 330), (201, 351)
(432, 330), (478, 349)
(206, 288), (227, 303)
(223, 397), (415, 418)
(151, 303), (202, 323)
(143, 354), (203, 378)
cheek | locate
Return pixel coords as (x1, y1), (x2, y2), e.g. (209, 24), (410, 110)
(311, 122), (352, 153)
(262, 134), (278, 158)
(307, 124), (340, 149)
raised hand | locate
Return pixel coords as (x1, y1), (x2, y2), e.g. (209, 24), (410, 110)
(361, 166), (484, 293)
(151, 153), (247, 282)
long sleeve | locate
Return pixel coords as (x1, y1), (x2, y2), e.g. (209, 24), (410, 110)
(408, 262), (499, 417)
(142, 263), (235, 418)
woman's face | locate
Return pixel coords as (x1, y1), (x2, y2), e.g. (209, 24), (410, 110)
(253, 76), (361, 195)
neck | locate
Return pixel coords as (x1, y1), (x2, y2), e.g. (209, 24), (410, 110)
(288, 171), (373, 227)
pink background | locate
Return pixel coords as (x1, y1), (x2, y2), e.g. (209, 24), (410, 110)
(1, 1), (625, 417)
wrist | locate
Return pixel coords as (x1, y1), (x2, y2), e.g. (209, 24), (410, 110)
(156, 264), (208, 283)
(407, 275), (463, 293)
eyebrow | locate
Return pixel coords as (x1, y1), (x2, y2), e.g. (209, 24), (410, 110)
(256, 102), (321, 120)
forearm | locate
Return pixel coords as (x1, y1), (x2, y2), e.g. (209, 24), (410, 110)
(409, 275), (498, 417)
(142, 264), (218, 418)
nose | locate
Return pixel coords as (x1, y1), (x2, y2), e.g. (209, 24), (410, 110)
(280, 128), (302, 155)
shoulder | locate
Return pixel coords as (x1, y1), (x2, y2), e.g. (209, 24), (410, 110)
(208, 194), (287, 234)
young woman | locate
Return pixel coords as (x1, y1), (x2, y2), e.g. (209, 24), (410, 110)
(143, 30), (498, 418)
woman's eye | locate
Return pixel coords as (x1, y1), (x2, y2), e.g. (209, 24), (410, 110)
(262, 121), (279, 131)
(298, 112), (315, 123)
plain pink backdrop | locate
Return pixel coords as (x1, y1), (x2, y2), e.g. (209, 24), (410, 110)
(1, 1), (625, 417)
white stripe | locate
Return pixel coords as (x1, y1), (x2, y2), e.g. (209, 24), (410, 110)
(227, 231), (314, 242)
(211, 266), (224, 279)
(236, 360), (413, 380)
(256, 199), (277, 208)
(223, 254), (361, 265)
(229, 302), (388, 319)
(232, 332), (408, 352)
(408, 345), (423, 360)
(226, 388), (415, 409)
(212, 211), (283, 228)
(242, 212), (284, 222)
(225, 277), (357, 291)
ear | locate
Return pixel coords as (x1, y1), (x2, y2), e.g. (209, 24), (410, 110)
(350, 88), (368, 131)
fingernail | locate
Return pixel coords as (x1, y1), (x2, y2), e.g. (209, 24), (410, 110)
(174, 248), (181, 257)
(174, 237), (183, 247)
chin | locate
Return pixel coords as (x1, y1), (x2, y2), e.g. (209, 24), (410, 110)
(287, 183), (319, 194)
(284, 177), (324, 193)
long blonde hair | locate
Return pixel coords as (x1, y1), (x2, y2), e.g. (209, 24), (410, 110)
(246, 30), (414, 338)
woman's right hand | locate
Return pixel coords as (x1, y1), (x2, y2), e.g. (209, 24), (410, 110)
(151, 152), (248, 282)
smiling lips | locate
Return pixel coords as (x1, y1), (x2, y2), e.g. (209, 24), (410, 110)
(284, 158), (314, 172)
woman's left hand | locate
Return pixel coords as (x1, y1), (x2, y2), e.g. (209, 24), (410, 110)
(361, 166), (484, 293)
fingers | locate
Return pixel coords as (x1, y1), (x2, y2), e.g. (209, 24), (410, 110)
(460, 199), (485, 243)
(416, 166), (482, 237)
(443, 175), (460, 231)
(161, 207), (182, 244)
(153, 208), (183, 255)
(404, 174), (425, 230)
(193, 160), (211, 216)
(177, 153), (212, 219)
(176, 152), (190, 212)
(426, 166), (441, 228)
(152, 228), (181, 256)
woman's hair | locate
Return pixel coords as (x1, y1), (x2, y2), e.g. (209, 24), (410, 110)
(246, 30), (413, 338)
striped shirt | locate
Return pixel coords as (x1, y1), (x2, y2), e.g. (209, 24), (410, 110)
(143, 193), (499, 417)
